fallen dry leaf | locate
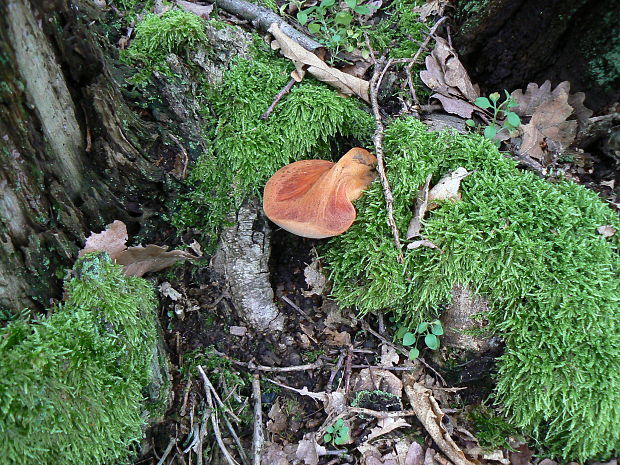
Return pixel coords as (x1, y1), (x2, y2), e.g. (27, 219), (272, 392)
(116, 244), (196, 277)
(518, 89), (578, 160)
(261, 441), (293, 465)
(405, 383), (479, 465)
(405, 442), (425, 465)
(407, 174), (432, 239)
(268, 23), (369, 101)
(80, 219), (128, 259)
(597, 225), (617, 237)
(353, 368), (403, 397)
(407, 239), (439, 250)
(302, 256), (327, 297)
(324, 327), (351, 346)
(267, 399), (289, 434)
(510, 81), (592, 128)
(158, 281), (182, 301)
(413, 0), (448, 22)
(380, 343), (400, 366)
(366, 417), (410, 442)
(296, 434), (326, 465)
(79, 220), (198, 277)
(428, 167), (470, 209)
(420, 37), (480, 117)
(432, 93), (479, 119)
(508, 442), (533, 465)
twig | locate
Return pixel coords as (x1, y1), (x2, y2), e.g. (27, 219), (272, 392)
(405, 17), (447, 104)
(156, 438), (176, 465)
(197, 365), (242, 423)
(251, 375), (264, 465)
(205, 0), (324, 52)
(369, 56), (405, 263)
(198, 366), (240, 465)
(280, 295), (315, 323)
(350, 364), (422, 371)
(326, 352), (345, 393)
(344, 345), (354, 398)
(263, 377), (327, 402)
(260, 78), (297, 120)
(212, 349), (325, 372)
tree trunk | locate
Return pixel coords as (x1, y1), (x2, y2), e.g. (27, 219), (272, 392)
(0, 0), (172, 312)
(454, 0), (620, 112)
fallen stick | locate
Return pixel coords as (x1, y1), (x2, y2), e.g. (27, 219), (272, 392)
(251, 375), (264, 465)
(368, 53), (405, 263)
(198, 0), (324, 53)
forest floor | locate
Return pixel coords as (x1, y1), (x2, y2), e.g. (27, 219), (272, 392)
(98, 1), (620, 464)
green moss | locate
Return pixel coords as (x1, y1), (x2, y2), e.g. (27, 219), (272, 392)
(174, 47), (374, 250)
(325, 118), (620, 461)
(372, 0), (426, 59)
(0, 252), (159, 465)
(124, 9), (208, 62)
(468, 404), (518, 451)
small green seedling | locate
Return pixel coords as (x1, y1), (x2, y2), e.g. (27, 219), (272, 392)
(398, 320), (444, 360)
(323, 418), (350, 445)
(290, 0), (377, 58)
(466, 91), (521, 147)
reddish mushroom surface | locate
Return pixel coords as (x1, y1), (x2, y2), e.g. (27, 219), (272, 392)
(263, 148), (377, 238)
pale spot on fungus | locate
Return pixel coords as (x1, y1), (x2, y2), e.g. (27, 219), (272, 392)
(263, 148), (377, 238)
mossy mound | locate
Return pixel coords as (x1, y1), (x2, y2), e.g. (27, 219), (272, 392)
(0, 253), (158, 465)
(175, 47), (374, 249)
(325, 118), (620, 461)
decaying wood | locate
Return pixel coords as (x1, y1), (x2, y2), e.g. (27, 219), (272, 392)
(0, 0), (166, 312)
(439, 285), (496, 353)
(204, 0), (324, 53)
(213, 198), (285, 333)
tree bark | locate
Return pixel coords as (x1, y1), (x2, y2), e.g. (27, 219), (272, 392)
(0, 0), (170, 312)
(454, 0), (620, 112)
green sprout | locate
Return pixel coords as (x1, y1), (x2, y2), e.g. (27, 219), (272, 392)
(466, 91), (521, 147)
(397, 319), (444, 359)
(323, 418), (350, 445)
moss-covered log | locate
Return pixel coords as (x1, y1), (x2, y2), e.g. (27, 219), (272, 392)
(0, 253), (167, 465)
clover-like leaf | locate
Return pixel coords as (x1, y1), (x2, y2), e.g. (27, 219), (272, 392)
(335, 11), (353, 25)
(308, 22), (321, 34)
(506, 112), (521, 128)
(402, 332), (416, 346)
(417, 322), (429, 333)
(409, 347), (420, 360)
(354, 4), (371, 14)
(431, 322), (444, 336)
(474, 97), (491, 109)
(484, 125), (497, 140)
(297, 10), (308, 25)
(425, 333), (440, 350)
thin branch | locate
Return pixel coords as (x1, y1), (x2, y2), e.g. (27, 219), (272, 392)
(251, 375), (264, 465)
(198, 366), (240, 465)
(406, 17), (447, 104)
(369, 56), (405, 263)
(204, 0), (324, 52)
(261, 78), (297, 120)
(156, 438), (176, 465)
(280, 294), (315, 323)
(197, 365), (242, 423)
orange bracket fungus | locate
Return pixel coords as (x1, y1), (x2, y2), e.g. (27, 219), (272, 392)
(263, 148), (378, 238)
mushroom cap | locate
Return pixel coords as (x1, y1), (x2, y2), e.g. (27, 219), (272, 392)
(263, 148), (377, 239)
